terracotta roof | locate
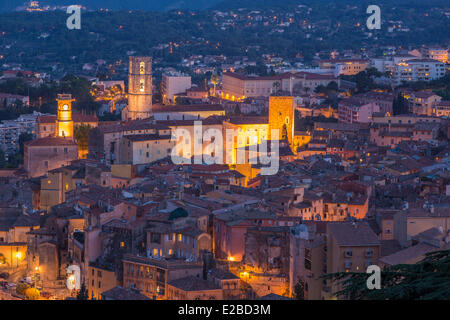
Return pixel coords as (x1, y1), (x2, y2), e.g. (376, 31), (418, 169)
(327, 221), (380, 247)
(0, 93), (28, 99)
(156, 117), (223, 127)
(226, 116), (268, 125)
(101, 286), (150, 300)
(208, 268), (239, 280)
(187, 87), (208, 92)
(124, 134), (171, 142)
(98, 119), (169, 134)
(412, 91), (440, 99)
(153, 104), (224, 113)
(223, 71), (336, 82)
(168, 276), (221, 291)
(223, 72), (284, 81)
(379, 242), (442, 266)
(38, 113), (98, 124)
(24, 136), (77, 147)
(258, 293), (294, 300)
(407, 58), (443, 63)
(319, 59), (369, 63)
(436, 101), (450, 106)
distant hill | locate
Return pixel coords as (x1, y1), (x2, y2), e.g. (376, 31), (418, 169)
(2, 0), (449, 12)
(0, 0), (223, 12)
(213, 0), (450, 10)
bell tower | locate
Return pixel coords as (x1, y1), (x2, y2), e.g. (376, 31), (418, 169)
(123, 56), (153, 121)
(268, 96), (295, 147)
(56, 94), (74, 138)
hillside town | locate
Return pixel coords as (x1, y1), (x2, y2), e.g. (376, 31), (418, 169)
(0, 2), (449, 302)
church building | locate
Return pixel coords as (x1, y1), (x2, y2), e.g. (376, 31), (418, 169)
(24, 94), (79, 178)
(122, 56), (153, 121)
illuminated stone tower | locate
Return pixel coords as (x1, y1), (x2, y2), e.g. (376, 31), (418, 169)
(123, 56), (153, 121)
(55, 94), (74, 138)
(268, 96), (295, 147)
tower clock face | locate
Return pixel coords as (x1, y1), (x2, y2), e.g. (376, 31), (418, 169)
(62, 104), (69, 110)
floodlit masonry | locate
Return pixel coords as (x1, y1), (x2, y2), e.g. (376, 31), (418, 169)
(170, 121), (280, 176)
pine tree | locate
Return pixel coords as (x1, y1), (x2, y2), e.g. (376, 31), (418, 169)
(325, 250), (450, 300)
(77, 282), (89, 300)
(293, 278), (305, 300)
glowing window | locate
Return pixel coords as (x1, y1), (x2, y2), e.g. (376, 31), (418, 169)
(139, 80), (145, 92)
(140, 62), (145, 74)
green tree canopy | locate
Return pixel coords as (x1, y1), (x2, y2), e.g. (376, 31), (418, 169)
(325, 250), (450, 300)
(16, 282), (30, 296)
(169, 207), (189, 220)
(293, 278), (306, 300)
(77, 282), (89, 300)
(74, 124), (92, 149)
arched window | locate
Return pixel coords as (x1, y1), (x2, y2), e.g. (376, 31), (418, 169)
(140, 62), (145, 74)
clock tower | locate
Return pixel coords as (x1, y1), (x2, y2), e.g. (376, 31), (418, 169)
(56, 94), (74, 138)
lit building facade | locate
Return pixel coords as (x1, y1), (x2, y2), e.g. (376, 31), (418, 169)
(123, 56), (153, 121)
(161, 72), (191, 105)
(55, 94), (74, 138)
(268, 96), (295, 146)
(338, 98), (380, 124)
(393, 59), (445, 85)
(24, 94), (78, 178)
(423, 47), (449, 64)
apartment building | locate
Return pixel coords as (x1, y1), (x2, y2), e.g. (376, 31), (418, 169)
(146, 222), (212, 262)
(422, 47), (449, 64)
(0, 113), (37, 154)
(0, 93), (29, 108)
(393, 59), (445, 85)
(122, 254), (203, 299)
(318, 59), (369, 76)
(152, 104), (225, 121)
(222, 72), (281, 100)
(324, 221), (381, 299)
(120, 133), (174, 165)
(338, 98), (380, 124)
(87, 263), (121, 300)
(221, 71), (338, 100)
(353, 91), (394, 115)
(161, 72), (192, 104)
(409, 91), (442, 116)
(434, 101), (450, 118)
